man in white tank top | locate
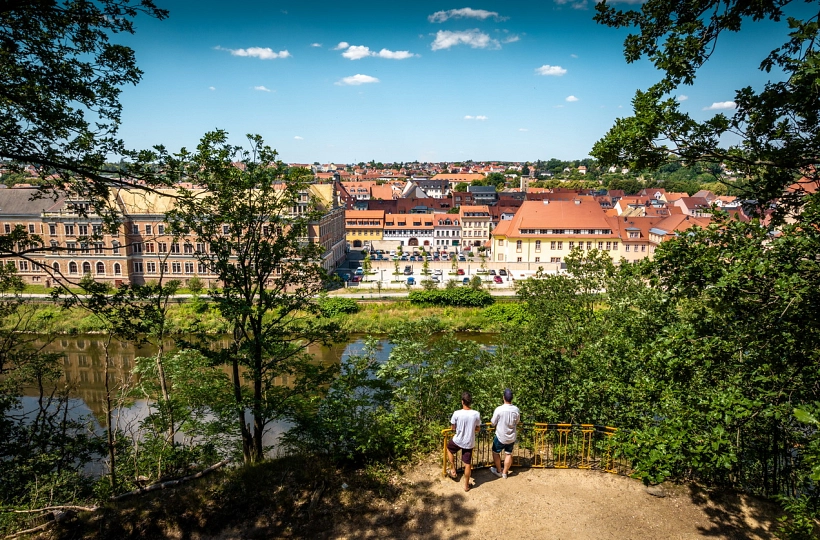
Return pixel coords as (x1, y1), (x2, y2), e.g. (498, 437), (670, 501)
(490, 388), (520, 479)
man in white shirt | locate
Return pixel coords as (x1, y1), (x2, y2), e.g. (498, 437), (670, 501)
(490, 388), (520, 479)
(446, 391), (482, 492)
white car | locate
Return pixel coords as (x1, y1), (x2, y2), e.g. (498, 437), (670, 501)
(433, 269), (443, 275)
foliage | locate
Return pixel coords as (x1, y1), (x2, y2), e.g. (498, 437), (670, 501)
(481, 302), (531, 328)
(407, 288), (494, 307)
(318, 297), (361, 318)
(592, 0), (820, 223)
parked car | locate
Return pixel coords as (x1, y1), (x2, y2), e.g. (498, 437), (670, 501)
(351, 275), (362, 283)
(489, 269), (496, 276)
(499, 269), (507, 276)
(493, 275), (503, 284)
(355, 266), (364, 276)
(404, 265), (413, 275)
(457, 268), (465, 275)
(431, 276), (440, 283)
(462, 277), (470, 285)
(433, 269), (442, 275)
(407, 276), (415, 285)
(458, 254), (466, 262)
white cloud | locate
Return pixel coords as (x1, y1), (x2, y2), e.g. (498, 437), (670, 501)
(677, 95), (689, 102)
(208, 86), (215, 91)
(376, 48), (415, 59)
(570, 53), (578, 58)
(595, 0), (646, 3)
(464, 115), (488, 120)
(503, 35), (520, 44)
(536, 64), (567, 76)
(335, 74), (380, 86)
(428, 8), (506, 23)
(333, 41), (350, 50)
(703, 101), (737, 110)
(342, 45), (373, 60)
(518, 128), (528, 132)
(294, 136), (304, 140)
(216, 46), (291, 60)
(341, 45), (416, 60)
(254, 85), (271, 92)
(311, 43), (322, 48)
(566, 95), (579, 102)
(431, 29), (499, 51)
(555, 0), (590, 9)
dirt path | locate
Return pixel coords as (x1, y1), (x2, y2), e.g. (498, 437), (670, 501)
(331, 459), (780, 539)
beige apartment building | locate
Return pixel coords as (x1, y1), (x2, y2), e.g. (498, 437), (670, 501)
(460, 205), (492, 250)
(0, 184), (346, 287)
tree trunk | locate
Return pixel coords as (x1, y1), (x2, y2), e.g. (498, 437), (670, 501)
(104, 335), (117, 491)
(231, 357), (251, 463)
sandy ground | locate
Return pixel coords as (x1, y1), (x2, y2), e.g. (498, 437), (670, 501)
(329, 460), (780, 540)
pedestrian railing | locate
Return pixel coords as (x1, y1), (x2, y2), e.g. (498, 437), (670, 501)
(441, 423), (629, 476)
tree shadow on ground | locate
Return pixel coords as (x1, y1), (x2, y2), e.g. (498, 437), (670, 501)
(685, 483), (781, 538)
(55, 455), (477, 540)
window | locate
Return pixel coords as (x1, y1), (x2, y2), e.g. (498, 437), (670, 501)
(161, 262), (168, 273)
(550, 241), (556, 250)
(157, 242), (166, 253)
(625, 245), (630, 252)
(184, 243), (193, 254)
(171, 243), (180, 254)
(222, 225), (230, 234)
(184, 262), (194, 274)
(146, 262), (156, 273)
(78, 224), (88, 236)
(557, 241), (563, 250)
(606, 242), (611, 250)
(132, 242), (143, 254)
(569, 242), (575, 249)
(52, 262), (60, 272)
(82, 262), (91, 274)
(94, 243), (103, 254)
(598, 242), (604, 250)
(196, 243), (206, 253)
(613, 242), (618, 250)
(172, 262), (182, 274)
(113, 263), (121, 275)
(69, 261), (78, 274)
(28, 224), (35, 233)
(587, 242), (592, 250)
(197, 263), (208, 274)
(112, 241), (120, 254)
(535, 257), (540, 263)
(96, 262), (105, 274)
(18, 260), (28, 271)
(158, 224), (165, 234)
(535, 240), (541, 251)
(550, 257), (561, 263)
(132, 224), (139, 234)
(3, 224), (9, 233)
(145, 224), (152, 234)
(49, 224), (57, 235)
(517, 257), (522, 262)
(641, 245), (646, 252)
(145, 242), (155, 253)
(65, 224), (74, 235)
(92, 225), (101, 235)
(498, 254), (504, 261)
(516, 240), (522, 251)
(133, 261), (144, 273)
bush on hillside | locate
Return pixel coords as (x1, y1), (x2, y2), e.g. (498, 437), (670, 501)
(318, 297), (360, 317)
(407, 288), (494, 307)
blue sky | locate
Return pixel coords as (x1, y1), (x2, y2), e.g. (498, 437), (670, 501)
(116, 1), (794, 164)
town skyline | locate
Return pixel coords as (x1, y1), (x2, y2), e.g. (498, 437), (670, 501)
(114, 0), (799, 164)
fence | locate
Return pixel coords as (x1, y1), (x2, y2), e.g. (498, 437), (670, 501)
(442, 423), (629, 476)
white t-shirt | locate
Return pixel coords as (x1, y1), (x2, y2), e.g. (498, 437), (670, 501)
(450, 408), (482, 449)
(491, 403), (521, 445)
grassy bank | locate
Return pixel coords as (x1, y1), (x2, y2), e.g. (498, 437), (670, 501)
(12, 298), (516, 335)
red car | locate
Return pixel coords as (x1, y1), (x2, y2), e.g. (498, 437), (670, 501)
(457, 268), (465, 275)
(351, 275), (362, 282)
(493, 275), (503, 283)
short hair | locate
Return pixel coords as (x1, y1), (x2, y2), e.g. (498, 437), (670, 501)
(461, 391), (472, 406)
(503, 388), (513, 403)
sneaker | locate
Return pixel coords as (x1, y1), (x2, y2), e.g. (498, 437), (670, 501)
(490, 467), (502, 478)
(502, 472), (508, 479)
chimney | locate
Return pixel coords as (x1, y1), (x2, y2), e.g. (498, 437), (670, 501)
(574, 198), (581, 205)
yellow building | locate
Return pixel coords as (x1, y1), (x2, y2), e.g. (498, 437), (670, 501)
(344, 210), (385, 248)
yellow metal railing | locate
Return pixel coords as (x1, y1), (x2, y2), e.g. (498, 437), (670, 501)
(442, 423), (627, 477)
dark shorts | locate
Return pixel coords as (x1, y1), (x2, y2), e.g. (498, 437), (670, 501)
(492, 434), (515, 455)
(447, 439), (473, 464)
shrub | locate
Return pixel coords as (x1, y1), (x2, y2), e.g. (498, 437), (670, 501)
(482, 303), (531, 327)
(318, 297), (360, 317)
(407, 288), (494, 307)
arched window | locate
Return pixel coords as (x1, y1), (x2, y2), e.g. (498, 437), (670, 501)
(82, 262), (91, 274)
(96, 262), (105, 274)
(52, 262), (60, 272)
(69, 262), (78, 274)
(113, 263), (121, 275)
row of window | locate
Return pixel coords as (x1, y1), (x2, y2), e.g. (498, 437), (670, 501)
(5, 223), (103, 236)
(509, 240), (621, 251)
(518, 229), (614, 235)
(132, 261), (207, 274)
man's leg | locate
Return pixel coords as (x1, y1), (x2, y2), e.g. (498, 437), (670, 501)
(502, 451), (513, 475)
(463, 463), (472, 491)
(492, 451), (502, 472)
(446, 447), (457, 477)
